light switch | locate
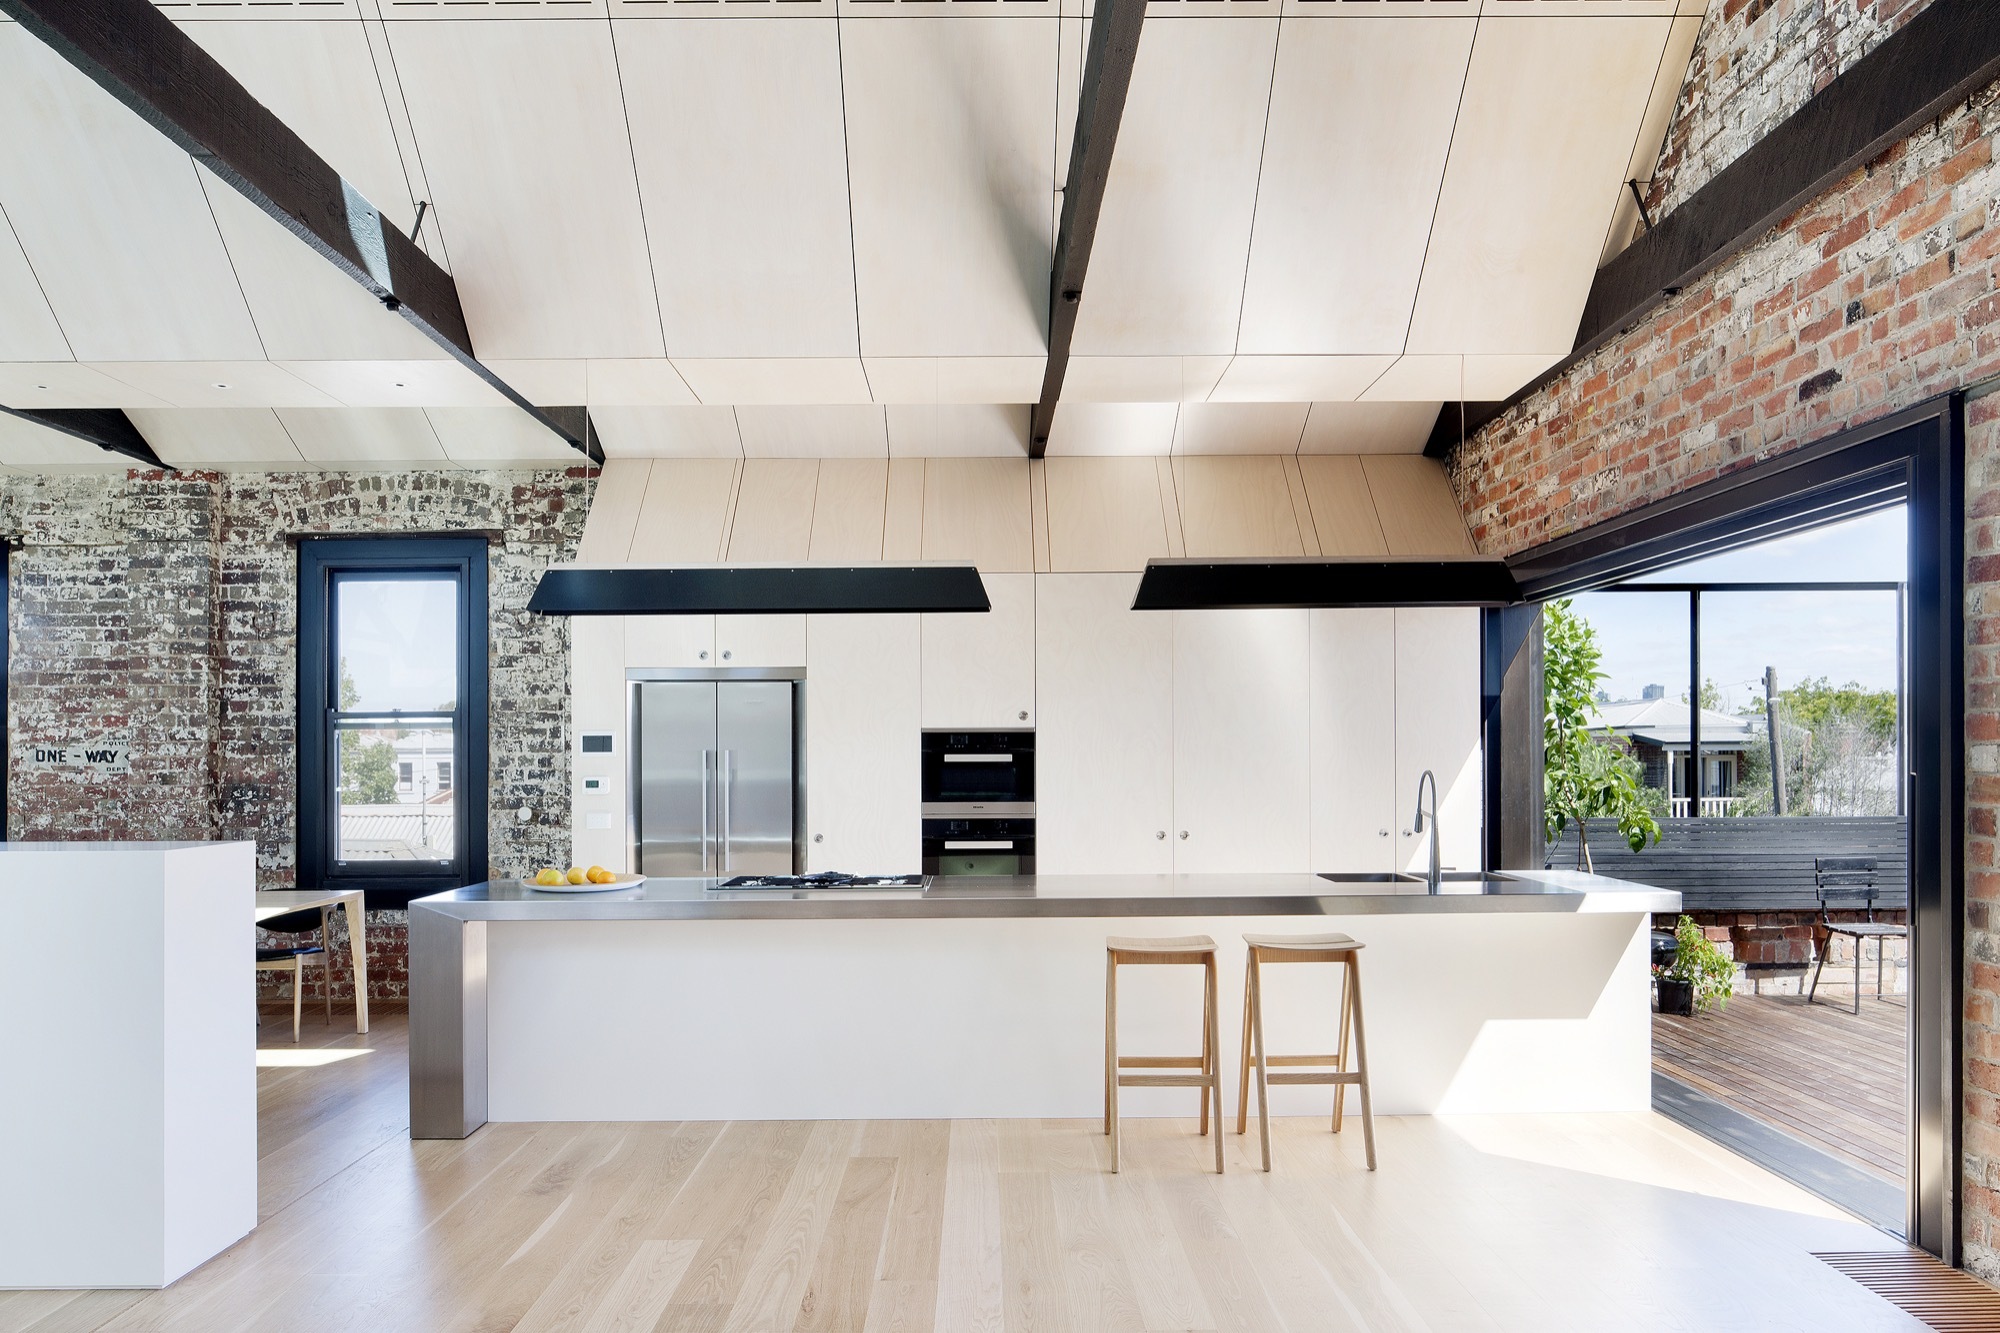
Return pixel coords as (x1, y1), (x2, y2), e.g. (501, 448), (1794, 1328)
(582, 777), (603, 791)
(585, 812), (613, 830)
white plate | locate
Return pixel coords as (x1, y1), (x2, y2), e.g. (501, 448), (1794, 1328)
(521, 873), (646, 893)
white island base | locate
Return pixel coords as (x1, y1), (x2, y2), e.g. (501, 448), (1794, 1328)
(482, 909), (1651, 1122)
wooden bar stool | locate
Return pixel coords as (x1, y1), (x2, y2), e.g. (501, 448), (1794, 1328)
(1104, 935), (1224, 1174)
(1235, 932), (1375, 1173)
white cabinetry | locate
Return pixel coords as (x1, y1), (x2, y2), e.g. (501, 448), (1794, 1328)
(1034, 574), (1175, 874)
(1394, 607), (1482, 874)
(717, 615), (806, 668)
(625, 615), (715, 668)
(1309, 609), (1398, 873)
(805, 614), (920, 874)
(1172, 610), (1311, 873)
(922, 573), (1035, 729)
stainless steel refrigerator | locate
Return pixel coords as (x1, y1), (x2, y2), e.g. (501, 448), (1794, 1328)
(632, 680), (800, 877)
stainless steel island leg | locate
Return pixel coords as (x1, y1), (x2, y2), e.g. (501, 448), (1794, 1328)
(410, 904), (488, 1139)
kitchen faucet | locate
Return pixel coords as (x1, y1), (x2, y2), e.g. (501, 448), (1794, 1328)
(1413, 769), (1441, 895)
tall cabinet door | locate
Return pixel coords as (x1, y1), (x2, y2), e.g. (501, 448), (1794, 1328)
(1394, 607), (1482, 873)
(1035, 574), (1175, 874)
(805, 614), (920, 874)
(922, 573), (1035, 728)
(1310, 609), (1398, 873)
(1173, 610), (1311, 873)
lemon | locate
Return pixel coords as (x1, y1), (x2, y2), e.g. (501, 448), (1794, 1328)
(587, 865), (611, 883)
(567, 866), (588, 885)
(533, 867), (563, 887)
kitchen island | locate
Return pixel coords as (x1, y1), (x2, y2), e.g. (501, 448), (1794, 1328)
(409, 871), (1676, 1138)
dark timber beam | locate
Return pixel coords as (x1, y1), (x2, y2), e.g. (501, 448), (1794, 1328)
(0, 405), (169, 470)
(1427, 0), (2000, 460)
(0, 0), (594, 464)
(1029, 0), (1147, 461)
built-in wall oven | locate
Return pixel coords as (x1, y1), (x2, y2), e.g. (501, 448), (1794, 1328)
(921, 730), (1034, 875)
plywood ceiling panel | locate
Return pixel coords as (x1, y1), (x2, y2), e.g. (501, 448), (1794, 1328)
(1298, 401), (1441, 455)
(1358, 354), (1463, 401)
(727, 458), (821, 563)
(1406, 15), (1673, 355)
(0, 206), (70, 362)
(922, 456), (1033, 572)
(0, 28), (262, 361)
(671, 359), (872, 406)
(628, 458), (739, 564)
(886, 404), (1029, 458)
(1295, 454), (1388, 557)
(422, 406), (578, 466)
(616, 20), (858, 360)
(1063, 356), (1232, 403)
(173, 18), (419, 236)
(0, 364), (172, 409)
(734, 404), (887, 458)
(483, 360), (588, 407)
(89, 361), (341, 409)
(1044, 401), (1180, 457)
(1238, 17), (1473, 355)
(1207, 355), (1396, 403)
(864, 357), (1046, 404)
(1174, 454), (1305, 558)
(275, 358), (505, 409)
(0, 412), (126, 469)
(128, 408), (305, 466)
(586, 360), (701, 408)
(1044, 456), (1171, 572)
(1175, 402), (1309, 456)
(807, 458), (889, 563)
(384, 20), (664, 360)
(578, 458), (652, 565)
(1361, 454), (1476, 555)
(274, 407), (449, 465)
(1069, 17), (1279, 356)
(843, 18), (1057, 358)
(590, 405), (743, 458)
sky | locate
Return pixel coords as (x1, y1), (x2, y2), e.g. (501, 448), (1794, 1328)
(337, 575), (459, 714)
(1568, 506), (1905, 713)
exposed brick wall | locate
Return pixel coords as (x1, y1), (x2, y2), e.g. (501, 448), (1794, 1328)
(1449, 44), (2000, 1276)
(1648, 0), (1941, 220)
(0, 467), (591, 1006)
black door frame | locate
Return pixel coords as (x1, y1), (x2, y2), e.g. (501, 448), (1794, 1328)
(1485, 393), (1964, 1258)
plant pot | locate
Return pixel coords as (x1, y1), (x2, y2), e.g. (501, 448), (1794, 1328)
(1657, 978), (1695, 1017)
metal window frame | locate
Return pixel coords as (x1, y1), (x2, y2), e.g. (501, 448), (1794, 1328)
(1490, 393), (1964, 1258)
(298, 537), (489, 909)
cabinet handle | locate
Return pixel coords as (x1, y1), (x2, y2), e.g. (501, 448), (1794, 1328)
(1018, 710), (1029, 722)
(813, 833), (824, 844)
(698, 650), (709, 661)
(1156, 830), (1166, 840)
(1378, 829), (1389, 837)
(1179, 830), (1189, 840)
(722, 650), (733, 661)
(1402, 830), (1413, 838)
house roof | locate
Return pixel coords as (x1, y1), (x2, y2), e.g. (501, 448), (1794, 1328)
(1587, 697), (1759, 751)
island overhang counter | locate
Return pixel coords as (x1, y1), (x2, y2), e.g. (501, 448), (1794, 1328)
(409, 871), (1678, 1139)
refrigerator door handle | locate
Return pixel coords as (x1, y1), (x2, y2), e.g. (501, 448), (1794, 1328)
(701, 748), (715, 875)
(719, 749), (733, 873)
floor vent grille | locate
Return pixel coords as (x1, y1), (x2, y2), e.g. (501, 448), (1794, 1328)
(1815, 1251), (2000, 1331)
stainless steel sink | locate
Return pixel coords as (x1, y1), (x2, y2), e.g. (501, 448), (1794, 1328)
(1317, 871), (1518, 885)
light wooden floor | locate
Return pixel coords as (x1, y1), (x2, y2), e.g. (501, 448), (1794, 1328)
(1653, 990), (1907, 1183)
(1, 1009), (1932, 1333)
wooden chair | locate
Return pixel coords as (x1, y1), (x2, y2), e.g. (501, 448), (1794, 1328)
(1104, 935), (1224, 1174)
(256, 907), (332, 1042)
(1807, 856), (1905, 1015)
(1236, 932), (1376, 1173)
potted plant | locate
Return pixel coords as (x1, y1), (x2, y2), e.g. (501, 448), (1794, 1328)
(1654, 914), (1734, 1016)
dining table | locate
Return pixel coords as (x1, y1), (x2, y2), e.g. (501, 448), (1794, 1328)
(255, 888), (369, 1033)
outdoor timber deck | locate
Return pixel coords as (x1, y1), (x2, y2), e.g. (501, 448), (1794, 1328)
(1652, 989), (1906, 1185)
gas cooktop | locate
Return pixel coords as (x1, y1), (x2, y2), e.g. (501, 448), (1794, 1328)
(717, 872), (926, 890)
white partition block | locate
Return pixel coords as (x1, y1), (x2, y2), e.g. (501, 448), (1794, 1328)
(0, 841), (257, 1289)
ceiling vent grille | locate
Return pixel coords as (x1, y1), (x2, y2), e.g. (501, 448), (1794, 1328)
(1815, 1251), (2000, 1332)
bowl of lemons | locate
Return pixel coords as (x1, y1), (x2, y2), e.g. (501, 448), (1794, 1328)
(524, 865), (645, 892)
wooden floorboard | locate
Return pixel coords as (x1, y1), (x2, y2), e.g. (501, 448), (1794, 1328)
(1, 1010), (1947, 1332)
(1652, 990), (1908, 1184)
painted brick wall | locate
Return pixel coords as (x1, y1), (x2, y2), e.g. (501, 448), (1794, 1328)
(1648, 0), (1941, 220)
(1449, 50), (2000, 1278)
(0, 467), (591, 1006)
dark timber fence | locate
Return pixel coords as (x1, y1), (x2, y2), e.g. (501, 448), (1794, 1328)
(1547, 817), (1908, 912)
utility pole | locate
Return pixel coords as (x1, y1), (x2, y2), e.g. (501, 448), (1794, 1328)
(1764, 666), (1787, 815)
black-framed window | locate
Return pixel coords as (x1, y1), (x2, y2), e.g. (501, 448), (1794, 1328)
(298, 538), (487, 906)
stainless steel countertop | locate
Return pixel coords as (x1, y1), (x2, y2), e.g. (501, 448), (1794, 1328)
(410, 869), (1679, 920)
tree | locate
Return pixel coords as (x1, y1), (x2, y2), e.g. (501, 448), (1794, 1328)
(1732, 677), (1897, 817)
(341, 736), (399, 804)
(1544, 600), (1662, 869)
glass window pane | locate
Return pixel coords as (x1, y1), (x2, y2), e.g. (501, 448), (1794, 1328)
(1625, 507), (1906, 584)
(334, 575), (459, 713)
(334, 724), (456, 864)
(1699, 589), (1901, 817)
(1567, 590), (1690, 814)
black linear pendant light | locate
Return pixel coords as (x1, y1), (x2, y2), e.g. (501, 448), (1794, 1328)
(527, 565), (991, 616)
